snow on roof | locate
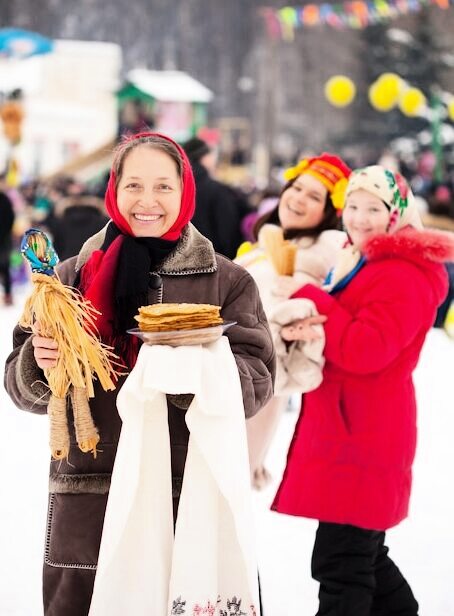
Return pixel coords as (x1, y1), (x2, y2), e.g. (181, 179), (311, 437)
(0, 56), (43, 94)
(126, 69), (213, 103)
(0, 39), (122, 95)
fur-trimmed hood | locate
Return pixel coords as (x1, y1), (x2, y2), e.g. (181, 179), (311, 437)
(75, 222), (217, 275)
(363, 226), (454, 266)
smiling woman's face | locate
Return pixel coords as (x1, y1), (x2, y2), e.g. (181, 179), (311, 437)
(278, 173), (328, 231)
(116, 145), (182, 237)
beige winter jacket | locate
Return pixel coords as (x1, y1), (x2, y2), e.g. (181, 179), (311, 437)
(235, 227), (344, 394)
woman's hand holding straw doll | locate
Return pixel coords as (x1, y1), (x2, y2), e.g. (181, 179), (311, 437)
(19, 228), (121, 460)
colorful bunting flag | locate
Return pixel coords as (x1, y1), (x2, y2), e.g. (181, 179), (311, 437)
(260, 0), (453, 38)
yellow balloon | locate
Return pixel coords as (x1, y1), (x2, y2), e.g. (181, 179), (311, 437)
(376, 73), (402, 102)
(368, 82), (396, 112)
(324, 76), (356, 108)
(448, 100), (454, 122)
(399, 88), (426, 117)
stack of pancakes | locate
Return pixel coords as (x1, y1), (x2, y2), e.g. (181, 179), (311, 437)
(135, 303), (223, 332)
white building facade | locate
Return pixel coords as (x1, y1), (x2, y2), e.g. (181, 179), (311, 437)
(0, 39), (121, 180)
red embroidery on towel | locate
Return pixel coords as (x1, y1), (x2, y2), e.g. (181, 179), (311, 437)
(192, 598), (219, 615)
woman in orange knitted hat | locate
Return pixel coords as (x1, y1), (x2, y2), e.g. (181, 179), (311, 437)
(236, 152), (351, 489)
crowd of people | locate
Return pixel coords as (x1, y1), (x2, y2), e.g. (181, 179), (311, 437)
(2, 138), (454, 319)
(3, 132), (454, 615)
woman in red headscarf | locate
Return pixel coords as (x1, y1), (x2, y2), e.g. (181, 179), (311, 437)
(5, 133), (275, 616)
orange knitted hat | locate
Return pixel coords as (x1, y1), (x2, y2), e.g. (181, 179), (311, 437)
(284, 153), (352, 209)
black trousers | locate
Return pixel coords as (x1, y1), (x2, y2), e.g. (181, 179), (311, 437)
(312, 522), (419, 616)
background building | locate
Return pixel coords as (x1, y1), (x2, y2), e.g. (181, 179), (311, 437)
(1, 1), (454, 175)
(0, 39), (121, 178)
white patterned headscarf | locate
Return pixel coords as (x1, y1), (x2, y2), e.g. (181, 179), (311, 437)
(345, 165), (423, 233)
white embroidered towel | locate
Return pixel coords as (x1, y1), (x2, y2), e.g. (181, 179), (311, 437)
(89, 336), (260, 616)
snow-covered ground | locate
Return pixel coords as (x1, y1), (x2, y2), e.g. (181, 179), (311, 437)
(1, 285), (453, 615)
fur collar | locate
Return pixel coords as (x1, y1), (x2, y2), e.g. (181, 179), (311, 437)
(363, 226), (454, 265)
(75, 222), (217, 274)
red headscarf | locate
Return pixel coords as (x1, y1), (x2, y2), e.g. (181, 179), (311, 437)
(80, 132), (196, 368)
(104, 131), (196, 238)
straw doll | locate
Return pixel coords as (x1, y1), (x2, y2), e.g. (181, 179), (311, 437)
(19, 228), (119, 459)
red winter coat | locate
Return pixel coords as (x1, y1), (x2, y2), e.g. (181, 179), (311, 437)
(272, 227), (454, 531)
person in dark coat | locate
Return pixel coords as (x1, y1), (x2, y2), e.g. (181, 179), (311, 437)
(44, 187), (109, 261)
(0, 176), (15, 305)
(182, 137), (250, 259)
(4, 132), (275, 616)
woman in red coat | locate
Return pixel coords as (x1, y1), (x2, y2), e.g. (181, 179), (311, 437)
(272, 166), (454, 615)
